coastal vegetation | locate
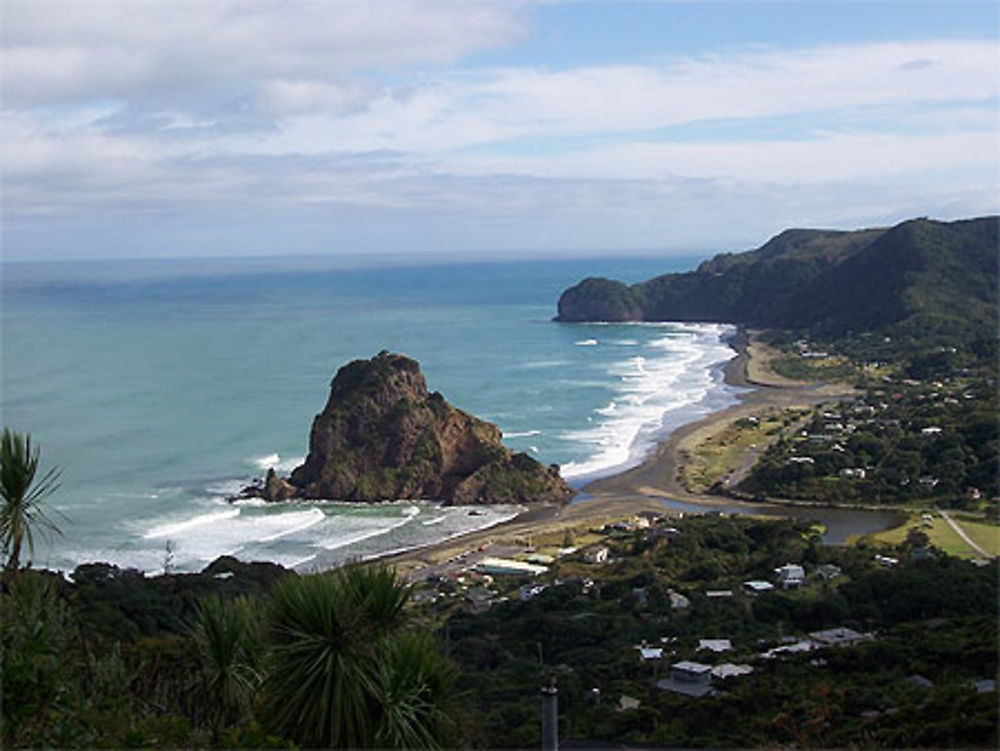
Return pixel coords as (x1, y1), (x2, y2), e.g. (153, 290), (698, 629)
(556, 217), (998, 357)
(737, 365), (997, 510)
(1, 429), (62, 584)
(3, 452), (996, 748)
(1, 560), (459, 749)
(678, 408), (806, 493)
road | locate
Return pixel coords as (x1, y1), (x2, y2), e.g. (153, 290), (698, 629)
(937, 507), (993, 558)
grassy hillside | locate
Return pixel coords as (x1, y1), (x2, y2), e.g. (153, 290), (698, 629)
(556, 216), (998, 353)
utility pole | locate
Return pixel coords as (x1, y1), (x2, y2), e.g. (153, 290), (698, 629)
(541, 675), (558, 751)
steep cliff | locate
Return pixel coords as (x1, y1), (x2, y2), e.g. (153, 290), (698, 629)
(250, 351), (574, 505)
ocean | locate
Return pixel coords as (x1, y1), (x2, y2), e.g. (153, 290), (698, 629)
(1, 254), (741, 574)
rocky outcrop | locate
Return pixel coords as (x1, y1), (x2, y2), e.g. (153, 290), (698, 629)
(239, 351), (574, 505)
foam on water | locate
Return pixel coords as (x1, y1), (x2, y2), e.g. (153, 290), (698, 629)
(519, 360), (569, 370)
(561, 323), (735, 481)
(251, 453), (304, 473)
(257, 508), (326, 542)
(143, 508), (241, 539)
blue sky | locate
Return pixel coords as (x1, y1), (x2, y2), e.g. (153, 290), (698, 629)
(2, 0), (997, 261)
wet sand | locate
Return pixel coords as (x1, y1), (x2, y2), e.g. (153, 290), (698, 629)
(383, 328), (857, 571)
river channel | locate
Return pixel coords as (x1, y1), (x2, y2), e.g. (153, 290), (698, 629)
(652, 496), (907, 545)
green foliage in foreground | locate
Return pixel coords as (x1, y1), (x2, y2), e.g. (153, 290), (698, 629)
(260, 566), (456, 748)
(1, 429), (62, 583)
(3, 513), (996, 748)
(1, 563), (458, 749)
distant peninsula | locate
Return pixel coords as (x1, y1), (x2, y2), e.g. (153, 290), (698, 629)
(240, 351), (574, 505)
(556, 216), (998, 347)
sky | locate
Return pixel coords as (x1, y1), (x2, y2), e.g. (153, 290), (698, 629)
(2, 0), (998, 262)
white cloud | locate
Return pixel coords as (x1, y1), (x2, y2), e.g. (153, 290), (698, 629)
(440, 130), (998, 185)
(1, 0), (527, 108)
(1, 1), (996, 259)
(206, 40), (998, 157)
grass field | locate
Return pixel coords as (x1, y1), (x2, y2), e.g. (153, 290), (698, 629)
(866, 513), (999, 559)
(956, 519), (1000, 556)
(770, 354), (858, 383)
(680, 408), (806, 493)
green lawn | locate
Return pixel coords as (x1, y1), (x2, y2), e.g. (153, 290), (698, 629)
(957, 519), (1000, 557)
(865, 513), (996, 559)
(681, 410), (791, 492)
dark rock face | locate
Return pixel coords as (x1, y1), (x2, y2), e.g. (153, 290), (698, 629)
(556, 277), (644, 322)
(246, 351), (574, 505)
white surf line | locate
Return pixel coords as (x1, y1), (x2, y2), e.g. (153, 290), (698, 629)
(936, 507), (994, 558)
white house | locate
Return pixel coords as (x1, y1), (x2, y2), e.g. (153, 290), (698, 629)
(668, 590), (691, 609)
(814, 564), (842, 580)
(636, 645), (664, 661)
(657, 661), (715, 698)
(582, 545), (609, 564)
(698, 639), (733, 653)
(475, 557), (547, 576)
(808, 627), (871, 648)
(712, 663), (754, 679)
(520, 583), (549, 601)
(774, 563), (806, 589)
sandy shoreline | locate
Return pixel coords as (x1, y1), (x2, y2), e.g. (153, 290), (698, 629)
(381, 327), (855, 573)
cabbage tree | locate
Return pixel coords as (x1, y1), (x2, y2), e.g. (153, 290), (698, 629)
(0, 430), (61, 584)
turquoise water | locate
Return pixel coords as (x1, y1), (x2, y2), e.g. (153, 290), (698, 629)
(2, 255), (741, 573)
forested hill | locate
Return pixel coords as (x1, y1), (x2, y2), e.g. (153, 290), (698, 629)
(556, 216), (998, 347)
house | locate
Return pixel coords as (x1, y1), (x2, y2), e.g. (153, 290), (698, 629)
(774, 563), (805, 589)
(617, 695), (641, 712)
(463, 586), (495, 611)
(705, 589), (733, 598)
(814, 564), (842, 580)
(970, 679), (996, 694)
(657, 661), (715, 697)
(668, 589), (691, 609)
(519, 583), (549, 601)
(906, 674), (934, 689)
(808, 627), (871, 648)
(698, 639), (732, 653)
(744, 580), (775, 593)
(475, 557), (547, 576)
(761, 640), (815, 659)
(712, 663), (754, 679)
(526, 553), (555, 565)
(582, 545), (609, 564)
(635, 645), (663, 662)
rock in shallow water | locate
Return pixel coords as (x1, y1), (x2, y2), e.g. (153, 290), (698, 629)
(238, 351), (574, 506)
